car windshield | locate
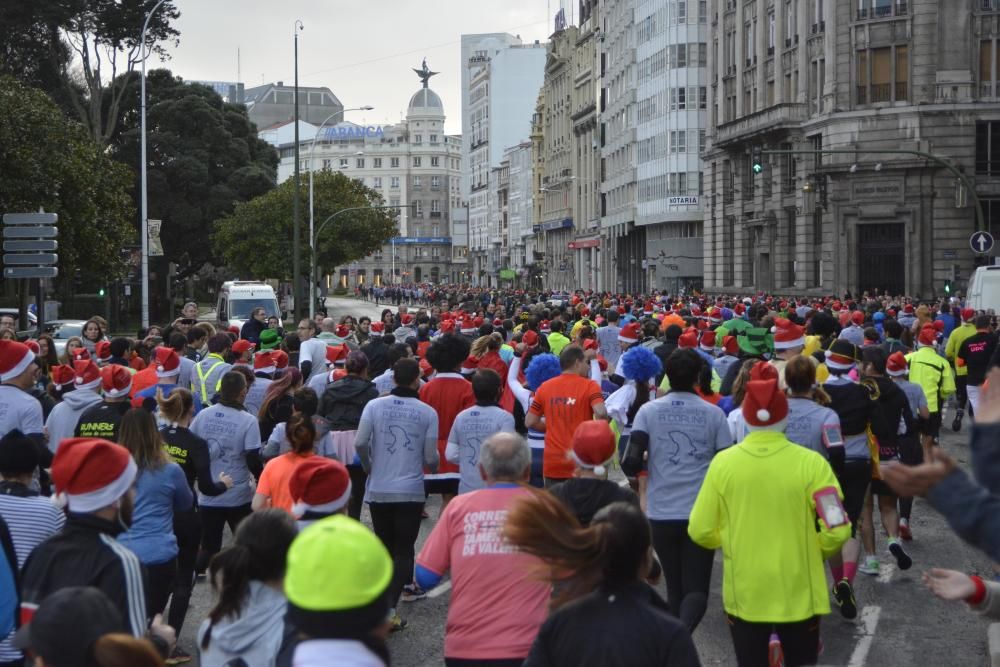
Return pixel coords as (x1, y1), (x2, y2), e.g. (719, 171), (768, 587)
(45, 323), (83, 339)
(229, 298), (278, 319)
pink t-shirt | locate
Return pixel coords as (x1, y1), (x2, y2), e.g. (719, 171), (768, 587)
(415, 485), (550, 660)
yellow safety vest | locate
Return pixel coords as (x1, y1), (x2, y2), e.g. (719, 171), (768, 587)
(193, 356), (226, 404)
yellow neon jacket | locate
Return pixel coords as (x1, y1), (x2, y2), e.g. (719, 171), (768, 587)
(546, 332), (571, 356)
(905, 346), (956, 412)
(945, 322), (977, 377)
(688, 429), (850, 623)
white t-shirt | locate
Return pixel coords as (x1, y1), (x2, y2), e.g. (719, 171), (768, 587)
(0, 385), (43, 437)
(299, 337), (329, 379)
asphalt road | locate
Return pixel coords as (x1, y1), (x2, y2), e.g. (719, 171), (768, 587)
(176, 296), (994, 665)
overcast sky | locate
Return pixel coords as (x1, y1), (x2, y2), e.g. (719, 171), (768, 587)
(150, 0), (562, 135)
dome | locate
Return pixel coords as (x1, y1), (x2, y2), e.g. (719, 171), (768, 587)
(408, 88), (443, 113)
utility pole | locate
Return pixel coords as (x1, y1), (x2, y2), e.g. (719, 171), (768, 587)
(292, 20), (304, 321)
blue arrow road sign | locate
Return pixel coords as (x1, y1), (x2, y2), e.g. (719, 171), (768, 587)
(971, 231), (995, 254)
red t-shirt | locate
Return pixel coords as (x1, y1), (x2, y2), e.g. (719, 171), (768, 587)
(420, 373), (475, 478)
(528, 373), (604, 479)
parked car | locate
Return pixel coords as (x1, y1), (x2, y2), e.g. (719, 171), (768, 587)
(26, 320), (87, 358)
(546, 292), (572, 308)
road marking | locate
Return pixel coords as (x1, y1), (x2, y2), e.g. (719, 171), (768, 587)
(847, 605), (882, 667)
(877, 562), (896, 584)
(427, 580), (452, 598)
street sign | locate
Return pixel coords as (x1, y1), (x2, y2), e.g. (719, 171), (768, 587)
(148, 219), (164, 257)
(2, 226), (57, 239)
(2, 213), (57, 225)
(3, 240), (57, 252)
(3, 254), (57, 266)
(3, 267), (58, 279)
(971, 231), (995, 254)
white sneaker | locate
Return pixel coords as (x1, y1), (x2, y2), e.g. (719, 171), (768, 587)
(859, 556), (880, 576)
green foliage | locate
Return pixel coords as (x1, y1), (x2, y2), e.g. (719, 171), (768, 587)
(0, 75), (133, 279)
(213, 171), (399, 280)
(108, 69), (277, 277)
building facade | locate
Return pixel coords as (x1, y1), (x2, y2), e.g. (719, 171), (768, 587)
(244, 82), (343, 129)
(703, 0), (1000, 298)
(506, 141), (536, 283)
(461, 34), (547, 285)
(269, 67), (462, 288)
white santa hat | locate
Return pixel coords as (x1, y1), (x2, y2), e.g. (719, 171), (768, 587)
(50, 438), (137, 513)
(290, 457), (352, 517)
(0, 340), (35, 382)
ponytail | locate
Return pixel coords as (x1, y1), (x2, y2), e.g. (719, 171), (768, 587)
(157, 387), (193, 425)
(286, 413), (316, 455)
(503, 492), (650, 608)
(202, 544), (252, 649)
(259, 367), (302, 421)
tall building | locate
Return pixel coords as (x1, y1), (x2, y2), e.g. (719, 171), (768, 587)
(704, 0), (1000, 297)
(269, 64), (462, 287)
(506, 141), (536, 283)
(244, 82), (343, 129)
(461, 34), (547, 285)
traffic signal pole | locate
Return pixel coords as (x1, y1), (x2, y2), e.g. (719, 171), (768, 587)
(761, 148), (986, 233)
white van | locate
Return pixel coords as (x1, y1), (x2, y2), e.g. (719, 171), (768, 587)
(216, 281), (283, 331)
(966, 265), (1000, 314)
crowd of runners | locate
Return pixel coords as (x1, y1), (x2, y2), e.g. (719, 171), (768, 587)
(0, 287), (997, 666)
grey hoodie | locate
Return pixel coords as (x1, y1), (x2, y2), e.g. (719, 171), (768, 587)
(197, 581), (286, 667)
(44, 389), (103, 452)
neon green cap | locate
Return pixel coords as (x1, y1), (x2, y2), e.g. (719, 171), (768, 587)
(285, 515), (393, 612)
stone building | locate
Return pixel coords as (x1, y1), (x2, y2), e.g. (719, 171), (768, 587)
(703, 0), (1000, 298)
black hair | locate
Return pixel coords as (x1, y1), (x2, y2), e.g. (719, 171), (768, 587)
(202, 510), (298, 650)
(861, 346), (888, 376)
(976, 314), (992, 329)
(109, 337), (131, 359)
(207, 333), (232, 354)
(219, 370), (247, 403)
(882, 318), (902, 340)
(345, 351), (369, 375)
(292, 386), (319, 417)
(471, 368), (502, 404)
(559, 345), (585, 371)
(478, 323), (494, 337)
(550, 319), (565, 333)
(393, 357), (421, 387)
(387, 343), (411, 367)
(808, 312), (838, 338)
(425, 334), (471, 372)
(606, 310), (619, 323)
(169, 333), (187, 352)
(0, 430), (39, 476)
(664, 348), (702, 393)
(186, 328), (207, 344)
(283, 333), (301, 352)
(662, 324), (682, 341)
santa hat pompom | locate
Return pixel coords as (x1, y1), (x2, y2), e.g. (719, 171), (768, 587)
(50, 492), (68, 509)
(756, 409), (770, 422)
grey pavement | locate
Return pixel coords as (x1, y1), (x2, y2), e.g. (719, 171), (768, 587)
(176, 304), (993, 665)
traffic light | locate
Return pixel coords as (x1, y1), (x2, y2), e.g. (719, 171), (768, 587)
(944, 279), (952, 295)
(98, 287), (105, 297)
(751, 146), (763, 174)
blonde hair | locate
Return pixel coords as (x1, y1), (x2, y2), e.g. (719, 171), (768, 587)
(156, 387), (195, 425)
(471, 332), (502, 357)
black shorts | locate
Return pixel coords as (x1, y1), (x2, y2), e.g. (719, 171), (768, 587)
(840, 460), (872, 537)
(869, 477), (896, 497)
(424, 477), (459, 496)
(899, 434), (923, 466)
(925, 412), (941, 439)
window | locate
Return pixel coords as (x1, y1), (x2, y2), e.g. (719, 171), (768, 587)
(895, 45), (908, 100)
(431, 156), (439, 167)
(786, 1), (796, 44)
(322, 159), (331, 169)
(678, 0), (687, 23)
(431, 200), (441, 212)
(356, 158), (365, 168)
(678, 87), (687, 109)
(415, 200), (423, 214)
(768, 11), (776, 52)
(699, 130), (707, 155)
(391, 157), (400, 168)
(786, 208), (797, 287)
(977, 122), (1000, 175)
(390, 176), (400, 188)
(339, 158), (349, 168)
(857, 46), (906, 103)
(373, 158), (382, 168)
(413, 157), (422, 167)
(413, 176), (422, 188)
(431, 176), (441, 188)
(373, 177), (382, 188)
(700, 86), (708, 109)
(414, 134), (422, 144)
(672, 130), (687, 153)
(699, 0), (707, 22)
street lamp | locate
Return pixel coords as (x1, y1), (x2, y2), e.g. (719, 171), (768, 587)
(139, 0), (169, 329)
(292, 19), (304, 322)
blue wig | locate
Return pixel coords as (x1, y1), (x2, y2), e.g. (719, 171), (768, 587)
(618, 346), (663, 382)
(524, 353), (562, 392)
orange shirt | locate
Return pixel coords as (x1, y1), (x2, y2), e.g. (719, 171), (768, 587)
(129, 366), (159, 398)
(257, 452), (318, 514)
(528, 373), (604, 479)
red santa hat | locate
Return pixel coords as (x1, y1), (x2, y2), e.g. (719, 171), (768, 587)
(100, 364), (132, 399)
(522, 330), (539, 348)
(461, 355), (479, 375)
(825, 340), (860, 370)
(742, 379), (789, 430)
(153, 347), (181, 378)
(290, 457), (352, 518)
(750, 361), (780, 382)
(493, 318), (503, 327)
(370, 321), (385, 334)
(419, 358), (433, 378)
(51, 364), (77, 390)
(336, 324), (351, 338)
(539, 320), (551, 334)
(400, 313), (414, 326)
(272, 350), (289, 369)
(678, 330), (698, 349)
(438, 320), (455, 335)
(227, 325), (240, 335)
(699, 330), (716, 352)
(459, 319), (477, 335)
(253, 351), (276, 374)
(50, 438), (137, 513)
(917, 325), (937, 347)
(231, 339), (254, 356)
(851, 311), (865, 326)
(734, 303), (746, 316)
(962, 308), (976, 322)
(903, 304), (914, 314)
(708, 307), (723, 323)
(325, 345), (348, 367)
(569, 420), (617, 477)
(771, 318), (805, 350)
(721, 335), (739, 356)
(886, 351), (908, 377)
(95, 341), (112, 363)
(0, 340), (35, 382)
(618, 322), (641, 344)
(23, 340), (40, 355)
(472, 316), (485, 329)
(72, 360), (101, 391)
(71, 348), (91, 362)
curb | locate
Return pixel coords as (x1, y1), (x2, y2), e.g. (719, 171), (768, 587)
(989, 623), (1000, 667)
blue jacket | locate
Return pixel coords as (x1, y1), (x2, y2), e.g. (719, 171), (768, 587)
(119, 462), (193, 565)
(927, 424), (1000, 561)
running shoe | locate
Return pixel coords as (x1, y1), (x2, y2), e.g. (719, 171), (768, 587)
(952, 411), (963, 432)
(889, 539), (912, 570)
(898, 520), (913, 541)
(400, 583), (427, 602)
(768, 632), (784, 667)
(859, 556), (880, 576)
(165, 648), (192, 665)
(833, 579), (857, 619)
(389, 614), (408, 632)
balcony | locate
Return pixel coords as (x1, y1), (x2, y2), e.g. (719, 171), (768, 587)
(714, 103), (808, 146)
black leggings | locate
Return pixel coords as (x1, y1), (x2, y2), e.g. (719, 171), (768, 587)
(839, 460), (871, 538)
(650, 519), (714, 633)
(897, 434), (922, 521)
(145, 558), (177, 620)
(728, 615), (820, 667)
(167, 508), (200, 634)
(369, 502), (424, 608)
(346, 464), (368, 521)
(196, 504), (251, 573)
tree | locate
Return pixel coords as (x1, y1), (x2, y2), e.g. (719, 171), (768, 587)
(0, 0), (180, 147)
(213, 172), (399, 280)
(108, 69), (277, 278)
(0, 75), (134, 279)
